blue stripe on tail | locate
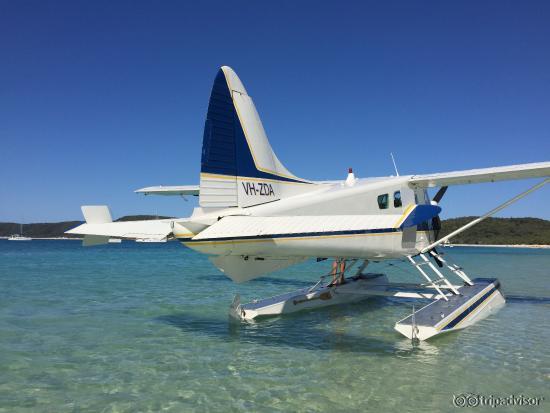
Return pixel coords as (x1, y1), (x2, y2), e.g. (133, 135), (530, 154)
(201, 69), (307, 184)
(201, 70), (237, 176)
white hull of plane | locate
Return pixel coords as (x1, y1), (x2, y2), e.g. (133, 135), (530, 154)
(184, 230), (431, 260)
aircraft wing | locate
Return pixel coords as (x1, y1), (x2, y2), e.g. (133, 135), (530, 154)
(187, 206), (439, 282)
(408, 161), (550, 188)
(191, 206), (440, 242)
(135, 185), (199, 196)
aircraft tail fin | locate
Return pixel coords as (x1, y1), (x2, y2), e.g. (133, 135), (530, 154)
(82, 205), (112, 224)
(199, 66), (312, 209)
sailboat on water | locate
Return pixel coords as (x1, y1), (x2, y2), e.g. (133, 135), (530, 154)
(8, 223), (32, 241)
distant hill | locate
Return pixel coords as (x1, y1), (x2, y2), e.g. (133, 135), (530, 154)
(115, 215), (172, 222)
(1, 216), (549, 244)
(0, 215), (171, 238)
(439, 217), (550, 245)
(0, 221), (84, 238)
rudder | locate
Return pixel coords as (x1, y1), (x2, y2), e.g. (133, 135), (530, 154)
(199, 66), (310, 210)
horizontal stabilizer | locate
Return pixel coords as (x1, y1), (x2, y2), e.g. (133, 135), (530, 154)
(67, 220), (174, 239)
(65, 202), (202, 243)
(135, 185), (199, 196)
(409, 161), (550, 188)
(82, 206), (112, 224)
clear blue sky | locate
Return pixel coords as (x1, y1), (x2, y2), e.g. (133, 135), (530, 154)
(1, 1), (549, 222)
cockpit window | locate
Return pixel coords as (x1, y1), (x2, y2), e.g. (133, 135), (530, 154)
(394, 191), (402, 208)
(377, 194), (389, 209)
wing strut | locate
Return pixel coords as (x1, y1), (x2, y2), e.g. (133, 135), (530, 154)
(421, 178), (549, 253)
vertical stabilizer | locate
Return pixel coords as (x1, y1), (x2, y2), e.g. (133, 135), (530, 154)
(81, 205), (112, 224)
(199, 67), (311, 209)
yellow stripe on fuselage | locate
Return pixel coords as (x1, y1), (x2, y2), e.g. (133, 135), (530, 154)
(173, 232), (195, 238)
(394, 204), (415, 228)
(199, 172), (309, 185)
(178, 230), (431, 245)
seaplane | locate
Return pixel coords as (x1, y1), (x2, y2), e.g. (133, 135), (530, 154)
(67, 66), (550, 341)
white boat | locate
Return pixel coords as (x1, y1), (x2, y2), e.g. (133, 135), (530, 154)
(442, 239), (454, 248)
(8, 224), (31, 241)
(8, 234), (32, 241)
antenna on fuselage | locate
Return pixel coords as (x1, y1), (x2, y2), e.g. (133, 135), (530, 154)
(390, 152), (400, 176)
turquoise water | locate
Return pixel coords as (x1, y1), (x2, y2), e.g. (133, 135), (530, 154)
(0, 240), (549, 412)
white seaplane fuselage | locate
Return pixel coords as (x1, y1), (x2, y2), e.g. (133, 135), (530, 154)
(178, 176), (434, 262)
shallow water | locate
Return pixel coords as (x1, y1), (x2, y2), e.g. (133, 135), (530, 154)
(0, 240), (549, 412)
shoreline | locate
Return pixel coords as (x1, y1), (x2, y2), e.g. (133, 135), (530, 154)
(1, 237), (549, 249)
(0, 237), (82, 240)
(447, 244), (550, 249)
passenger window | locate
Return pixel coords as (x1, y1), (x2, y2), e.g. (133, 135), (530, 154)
(394, 191), (402, 208)
(377, 194), (389, 209)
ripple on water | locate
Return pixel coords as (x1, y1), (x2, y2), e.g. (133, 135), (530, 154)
(0, 241), (549, 412)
